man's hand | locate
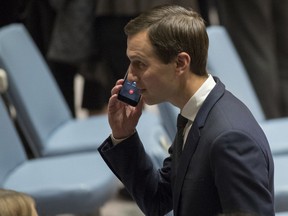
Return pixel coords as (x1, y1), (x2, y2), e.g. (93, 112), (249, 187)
(108, 79), (144, 139)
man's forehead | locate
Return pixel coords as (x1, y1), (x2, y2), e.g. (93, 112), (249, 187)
(127, 31), (154, 58)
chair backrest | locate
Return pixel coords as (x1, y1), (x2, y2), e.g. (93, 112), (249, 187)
(207, 26), (266, 122)
(0, 97), (27, 184)
(0, 24), (72, 156)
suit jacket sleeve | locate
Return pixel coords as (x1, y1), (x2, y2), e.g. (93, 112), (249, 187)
(98, 132), (173, 216)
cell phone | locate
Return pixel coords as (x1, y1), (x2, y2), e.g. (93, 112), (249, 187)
(117, 72), (141, 107)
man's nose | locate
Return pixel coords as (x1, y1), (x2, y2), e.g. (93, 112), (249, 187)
(128, 71), (138, 82)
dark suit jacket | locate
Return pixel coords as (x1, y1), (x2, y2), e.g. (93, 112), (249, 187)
(98, 77), (274, 216)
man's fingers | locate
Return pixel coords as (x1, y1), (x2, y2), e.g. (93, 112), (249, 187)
(111, 79), (124, 95)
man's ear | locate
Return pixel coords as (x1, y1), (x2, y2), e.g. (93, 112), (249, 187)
(175, 52), (190, 75)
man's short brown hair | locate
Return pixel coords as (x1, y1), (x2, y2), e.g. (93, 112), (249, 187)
(124, 4), (209, 76)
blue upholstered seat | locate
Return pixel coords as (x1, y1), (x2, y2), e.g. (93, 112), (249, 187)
(277, 212), (288, 216)
(0, 96), (118, 215)
(0, 23), (170, 167)
(0, 23), (109, 157)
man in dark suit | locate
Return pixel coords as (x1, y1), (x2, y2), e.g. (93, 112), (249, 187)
(98, 5), (274, 216)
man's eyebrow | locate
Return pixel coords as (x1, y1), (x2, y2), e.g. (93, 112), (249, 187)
(127, 53), (147, 61)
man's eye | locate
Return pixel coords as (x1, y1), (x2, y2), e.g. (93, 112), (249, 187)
(133, 61), (146, 70)
(138, 62), (146, 69)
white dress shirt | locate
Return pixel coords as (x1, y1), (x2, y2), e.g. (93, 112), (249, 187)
(181, 74), (216, 146)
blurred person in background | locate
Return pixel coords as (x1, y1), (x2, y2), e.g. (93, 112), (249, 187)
(214, 0), (288, 119)
(47, 0), (200, 117)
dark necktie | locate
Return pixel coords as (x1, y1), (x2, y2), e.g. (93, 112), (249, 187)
(174, 114), (188, 165)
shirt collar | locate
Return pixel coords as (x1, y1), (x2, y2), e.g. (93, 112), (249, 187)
(181, 74), (216, 122)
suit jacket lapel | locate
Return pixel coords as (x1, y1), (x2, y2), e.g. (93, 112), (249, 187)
(173, 77), (225, 215)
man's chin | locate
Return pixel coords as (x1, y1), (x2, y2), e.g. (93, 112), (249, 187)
(142, 97), (162, 106)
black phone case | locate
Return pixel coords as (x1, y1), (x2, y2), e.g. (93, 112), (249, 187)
(117, 75), (141, 107)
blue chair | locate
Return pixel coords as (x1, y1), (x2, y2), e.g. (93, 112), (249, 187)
(0, 96), (118, 215)
(0, 23), (170, 167)
(0, 23), (109, 157)
(158, 25), (288, 156)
